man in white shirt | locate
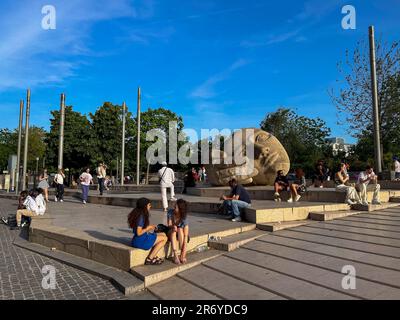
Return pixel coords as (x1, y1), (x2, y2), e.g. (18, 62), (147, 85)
(158, 162), (177, 211)
(356, 165), (381, 206)
(54, 169), (65, 202)
(15, 191), (40, 229)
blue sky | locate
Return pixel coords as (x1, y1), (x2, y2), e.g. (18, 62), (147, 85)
(0, 0), (399, 144)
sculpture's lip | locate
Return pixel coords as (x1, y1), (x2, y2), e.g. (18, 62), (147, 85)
(264, 151), (279, 165)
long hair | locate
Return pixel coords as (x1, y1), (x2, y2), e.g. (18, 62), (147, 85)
(173, 199), (188, 225)
(128, 198), (151, 230)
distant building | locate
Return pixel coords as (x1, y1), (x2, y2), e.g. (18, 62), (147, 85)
(325, 137), (354, 157)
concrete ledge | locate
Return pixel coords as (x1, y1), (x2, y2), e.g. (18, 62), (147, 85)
(390, 197), (400, 203)
(351, 203), (400, 212)
(257, 220), (316, 232)
(208, 230), (265, 251)
(131, 249), (223, 287)
(13, 234), (144, 295)
(309, 210), (361, 221)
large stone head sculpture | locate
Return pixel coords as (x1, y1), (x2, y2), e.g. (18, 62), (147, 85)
(205, 128), (290, 186)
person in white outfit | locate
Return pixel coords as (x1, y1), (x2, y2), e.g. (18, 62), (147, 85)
(356, 166), (381, 205)
(335, 163), (361, 205)
(158, 162), (177, 211)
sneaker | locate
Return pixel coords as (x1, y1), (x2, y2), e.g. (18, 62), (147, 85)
(54, 197), (58, 202)
(83, 200), (86, 204)
(319, 185), (324, 188)
(274, 192), (281, 202)
(295, 195), (301, 202)
(372, 200), (381, 205)
(170, 197), (177, 201)
(1, 217), (8, 225)
(361, 201), (369, 206)
(231, 217), (242, 222)
(60, 199), (64, 203)
(346, 199), (356, 205)
(21, 221), (29, 228)
(287, 197), (293, 203)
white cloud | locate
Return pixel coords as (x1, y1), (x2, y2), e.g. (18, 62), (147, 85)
(190, 59), (249, 99)
(0, 0), (153, 91)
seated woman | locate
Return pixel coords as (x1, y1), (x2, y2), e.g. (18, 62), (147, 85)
(274, 170), (289, 202)
(288, 168), (307, 203)
(313, 161), (328, 188)
(167, 199), (189, 265)
(335, 163), (361, 205)
(15, 189), (40, 229)
(128, 198), (168, 265)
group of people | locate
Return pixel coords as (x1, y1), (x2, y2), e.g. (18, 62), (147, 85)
(1, 188), (47, 229)
(128, 197), (189, 266)
(272, 163), (382, 206)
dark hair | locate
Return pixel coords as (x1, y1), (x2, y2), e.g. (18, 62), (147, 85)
(277, 170), (284, 176)
(366, 165), (373, 170)
(172, 199), (188, 226)
(229, 178), (237, 186)
(19, 190), (28, 199)
(29, 189), (39, 198)
(295, 168), (304, 177)
(128, 198), (151, 230)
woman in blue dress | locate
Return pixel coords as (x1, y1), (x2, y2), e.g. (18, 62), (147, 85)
(167, 199), (189, 265)
(128, 198), (167, 265)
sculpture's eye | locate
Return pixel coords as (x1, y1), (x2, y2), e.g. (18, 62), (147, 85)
(256, 134), (269, 144)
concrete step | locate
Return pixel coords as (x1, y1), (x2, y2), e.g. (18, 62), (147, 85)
(257, 220), (316, 232)
(351, 202), (400, 212)
(208, 230), (265, 251)
(130, 249), (223, 287)
(390, 197), (400, 203)
(309, 210), (360, 221)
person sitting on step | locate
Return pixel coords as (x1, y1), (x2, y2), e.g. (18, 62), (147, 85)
(1, 190), (28, 226)
(356, 165), (381, 206)
(167, 199), (189, 265)
(274, 170), (289, 202)
(288, 168), (307, 203)
(220, 178), (251, 222)
(128, 198), (168, 265)
(335, 163), (361, 206)
(14, 189), (41, 230)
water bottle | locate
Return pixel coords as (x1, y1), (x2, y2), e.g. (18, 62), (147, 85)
(196, 245), (208, 253)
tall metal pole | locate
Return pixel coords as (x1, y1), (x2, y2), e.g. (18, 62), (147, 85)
(136, 87), (141, 185)
(15, 100), (24, 194)
(58, 93), (66, 170)
(369, 26), (382, 173)
(116, 156), (119, 185)
(22, 89), (30, 191)
(121, 102), (126, 186)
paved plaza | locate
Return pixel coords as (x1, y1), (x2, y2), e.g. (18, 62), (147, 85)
(1, 196), (400, 300)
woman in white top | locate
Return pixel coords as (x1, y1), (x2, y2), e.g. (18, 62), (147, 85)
(79, 168), (93, 204)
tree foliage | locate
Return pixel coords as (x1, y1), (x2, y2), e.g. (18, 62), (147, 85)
(260, 108), (331, 174)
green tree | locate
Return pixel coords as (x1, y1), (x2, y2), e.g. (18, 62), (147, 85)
(46, 106), (96, 172)
(260, 108), (331, 174)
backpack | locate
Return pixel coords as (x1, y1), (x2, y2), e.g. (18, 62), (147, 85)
(7, 214), (17, 228)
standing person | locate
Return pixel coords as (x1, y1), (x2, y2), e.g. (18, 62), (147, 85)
(158, 162), (177, 212)
(274, 170), (289, 202)
(128, 198), (167, 265)
(38, 169), (50, 202)
(167, 199), (190, 265)
(198, 167), (203, 182)
(54, 169), (65, 203)
(220, 178), (251, 222)
(356, 166), (381, 205)
(35, 188), (47, 216)
(96, 162), (107, 196)
(288, 168), (307, 203)
(394, 156), (400, 181)
(79, 168), (93, 204)
(335, 163), (361, 205)
(201, 166), (207, 182)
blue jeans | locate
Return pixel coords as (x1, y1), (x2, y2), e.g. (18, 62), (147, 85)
(82, 185), (89, 201)
(224, 200), (251, 218)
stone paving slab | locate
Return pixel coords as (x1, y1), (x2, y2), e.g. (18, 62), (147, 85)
(178, 265), (283, 300)
(245, 240), (400, 288)
(342, 216), (400, 225)
(324, 219), (400, 232)
(203, 256), (356, 300)
(293, 225), (400, 248)
(226, 248), (400, 299)
(148, 276), (221, 300)
(258, 233), (400, 271)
